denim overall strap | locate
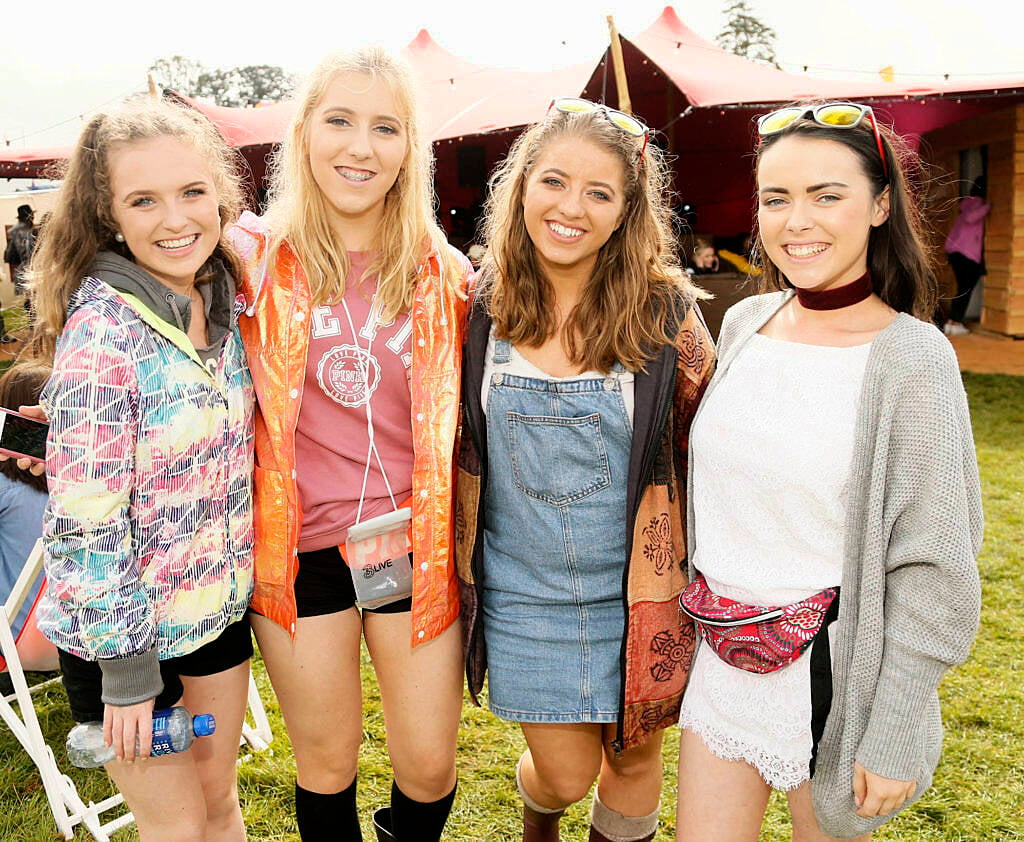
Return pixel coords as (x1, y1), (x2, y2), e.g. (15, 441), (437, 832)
(493, 338), (512, 365)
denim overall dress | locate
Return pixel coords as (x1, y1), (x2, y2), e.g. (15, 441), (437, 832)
(481, 338), (632, 722)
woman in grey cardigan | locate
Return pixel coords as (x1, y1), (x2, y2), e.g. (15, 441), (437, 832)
(675, 103), (982, 842)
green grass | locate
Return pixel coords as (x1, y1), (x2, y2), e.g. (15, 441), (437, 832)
(1, 305), (29, 335)
(2, 372), (1022, 840)
(1, 305), (30, 374)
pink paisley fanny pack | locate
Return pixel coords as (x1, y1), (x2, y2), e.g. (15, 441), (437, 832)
(679, 574), (839, 674)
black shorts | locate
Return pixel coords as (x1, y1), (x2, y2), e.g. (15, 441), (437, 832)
(294, 545), (412, 617)
(59, 618), (253, 723)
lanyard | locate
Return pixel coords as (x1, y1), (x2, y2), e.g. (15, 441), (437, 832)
(340, 295), (398, 524)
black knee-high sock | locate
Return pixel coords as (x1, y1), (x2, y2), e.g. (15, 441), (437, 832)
(295, 779), (362, 841)
(389, 779), (457, 842)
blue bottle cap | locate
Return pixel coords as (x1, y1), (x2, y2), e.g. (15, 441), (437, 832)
(193, 714), (216, 737)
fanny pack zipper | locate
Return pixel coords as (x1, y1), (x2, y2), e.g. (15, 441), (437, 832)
(678, 602), (785, 627)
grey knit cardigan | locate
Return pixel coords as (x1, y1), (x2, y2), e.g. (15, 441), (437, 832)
(685, 291), (983, 838)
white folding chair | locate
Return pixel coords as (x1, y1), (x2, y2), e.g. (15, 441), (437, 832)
(241, 667), (273, 752)
(1, 538), (133, 840)
(1, 538), (274, 841)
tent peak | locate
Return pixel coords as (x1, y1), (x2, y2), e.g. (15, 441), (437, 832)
(649, 5), (721, 52)
(410, 29), (434, 48)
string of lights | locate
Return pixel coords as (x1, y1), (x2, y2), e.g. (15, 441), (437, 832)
(645, 33), (1023, 82)
(4, 36), (1022, 157)
(2, 87), (144, 148)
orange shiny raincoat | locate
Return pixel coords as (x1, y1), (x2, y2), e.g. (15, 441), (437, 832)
(229, 212), (469, 646)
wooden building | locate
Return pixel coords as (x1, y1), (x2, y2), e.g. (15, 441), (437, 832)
(924, 104), (1024, 337)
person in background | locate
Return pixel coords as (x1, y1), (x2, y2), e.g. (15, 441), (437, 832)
(466, 243), (486, 269)
(230, 47), (471, 842)
(688, 238), (719, 275)
(29, 98), (255, 842)
(2, 204), (36, 344)
(676, 101), (982, 841)
(457, 98), (714, 842)
(5, 204), (35, 296)
(942, 176), (990, 336)
(0, 362), (57, 692)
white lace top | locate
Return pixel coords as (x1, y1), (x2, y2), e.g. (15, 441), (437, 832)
(680, 333), (871, 790)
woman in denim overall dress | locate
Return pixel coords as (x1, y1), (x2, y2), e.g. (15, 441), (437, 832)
(456, 100), (714, 841)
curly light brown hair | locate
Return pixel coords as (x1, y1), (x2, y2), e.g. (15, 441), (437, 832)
(26, 97), (245, 361)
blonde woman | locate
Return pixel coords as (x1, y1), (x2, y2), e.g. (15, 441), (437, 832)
(455, 99), (715, 841)
(229, 48), (471, 842)
(29, 99), (255, 842)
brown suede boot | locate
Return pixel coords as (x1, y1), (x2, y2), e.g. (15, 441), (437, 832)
(523, 804), (565, 842)
(517, 753), (567, 842)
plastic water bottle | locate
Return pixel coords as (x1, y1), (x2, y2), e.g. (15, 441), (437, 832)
(66, 706), (216, 768)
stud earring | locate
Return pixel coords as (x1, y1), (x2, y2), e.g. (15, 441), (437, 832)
(114, 232), (125, 242)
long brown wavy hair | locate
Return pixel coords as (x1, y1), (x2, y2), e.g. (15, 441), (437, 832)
(264, 47), (464, 317)
(480, 108), (700, 373)
(25, 97), (245, 362)
(753, 103), (937, 320)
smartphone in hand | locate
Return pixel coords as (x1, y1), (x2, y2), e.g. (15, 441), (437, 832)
(0, 407), (48, 463)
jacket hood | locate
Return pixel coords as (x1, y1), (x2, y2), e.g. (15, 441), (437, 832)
(85, 251), (236, 345)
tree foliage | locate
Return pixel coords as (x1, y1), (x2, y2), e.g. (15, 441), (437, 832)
(148, 56), (204, 95)
(716, 0), (780, 68)
(194, 66), (296, 108)
(148, 57), (296, 106)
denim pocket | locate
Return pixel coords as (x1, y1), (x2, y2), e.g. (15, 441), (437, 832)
(506, 412), (611, 506)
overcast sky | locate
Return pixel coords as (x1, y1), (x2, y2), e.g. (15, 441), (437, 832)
(1, 0), (1019, 151)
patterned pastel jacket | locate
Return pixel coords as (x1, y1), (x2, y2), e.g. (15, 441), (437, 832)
(456, 293), (716, 751)
(229, 212), (470, 646)
(39, 266), (255, 698)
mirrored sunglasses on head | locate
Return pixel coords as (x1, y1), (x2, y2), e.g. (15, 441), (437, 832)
(548, 97), (651, 159)
(756, 101), (889, 179)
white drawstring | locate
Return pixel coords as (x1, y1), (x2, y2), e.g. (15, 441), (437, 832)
(245, 240), (270, 317)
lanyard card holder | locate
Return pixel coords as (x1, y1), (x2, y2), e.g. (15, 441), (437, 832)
(343, 507), (413, 610)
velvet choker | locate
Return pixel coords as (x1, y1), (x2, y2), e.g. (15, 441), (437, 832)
(795, 271), (874, 311)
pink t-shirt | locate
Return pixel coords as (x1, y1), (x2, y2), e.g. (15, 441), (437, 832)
(296, 252), (414, 551)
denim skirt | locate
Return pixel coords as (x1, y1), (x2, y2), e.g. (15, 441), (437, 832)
(481, 340), (631, 722)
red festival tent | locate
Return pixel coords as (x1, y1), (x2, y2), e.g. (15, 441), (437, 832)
(599, 7), (1024, 235)
(0, 29), (595, 182)
(0, 146), (74, 181)
(632, 6), (1024, 109)
(4, 5), (1023, 237)
(402, 29), (596, 140)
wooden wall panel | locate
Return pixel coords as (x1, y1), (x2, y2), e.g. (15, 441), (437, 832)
(922, 105), (1024, 336)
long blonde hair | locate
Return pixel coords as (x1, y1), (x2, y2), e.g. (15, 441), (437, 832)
(264, 47), (463, 317)
(481, 109), (700, 373)
(26, 98), (245, 362)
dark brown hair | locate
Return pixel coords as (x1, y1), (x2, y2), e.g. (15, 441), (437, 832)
(753, 104), (937, 320)
(0, 362), (51, 493)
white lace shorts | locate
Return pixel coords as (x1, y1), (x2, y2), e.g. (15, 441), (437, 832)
(679, 640), (813, 791)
